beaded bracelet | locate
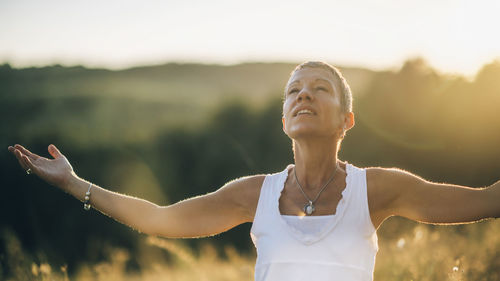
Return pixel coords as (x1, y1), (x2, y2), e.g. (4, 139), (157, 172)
(83, 183), (92, 211)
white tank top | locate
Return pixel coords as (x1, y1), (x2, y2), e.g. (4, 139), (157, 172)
(250, 163), (378, 281)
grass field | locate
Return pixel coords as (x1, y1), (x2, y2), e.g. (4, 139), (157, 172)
(4, 217), (500, 281)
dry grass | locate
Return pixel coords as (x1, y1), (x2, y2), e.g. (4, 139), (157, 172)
(3, 218), (500, 281)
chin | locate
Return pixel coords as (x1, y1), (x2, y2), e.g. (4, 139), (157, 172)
(286, 125), (330, 139)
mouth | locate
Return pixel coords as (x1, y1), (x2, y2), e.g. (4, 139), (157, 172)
(293, 108), (315, 117)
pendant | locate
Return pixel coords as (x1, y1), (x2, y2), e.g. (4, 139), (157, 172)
(304, 201), (315, 215)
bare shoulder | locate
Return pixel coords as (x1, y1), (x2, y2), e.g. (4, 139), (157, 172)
(365, 166), (398, 197)
(366, 166), (413, 181)
(365, 166), (417, 228)
(220, 174), (266, 198)
(215, 174), (266, 222)
(366, 166), (427, 190)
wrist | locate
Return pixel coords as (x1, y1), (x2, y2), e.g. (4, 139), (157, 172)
(61, 172), (81, 193)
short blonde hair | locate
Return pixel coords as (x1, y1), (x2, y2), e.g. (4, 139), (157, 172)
(288, 61), (353, 113)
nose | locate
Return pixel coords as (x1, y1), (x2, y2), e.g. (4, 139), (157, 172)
(296, 87), (313, 102)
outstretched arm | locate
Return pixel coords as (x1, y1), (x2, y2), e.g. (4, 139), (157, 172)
(367, 167), (500, 228)
(8, 144), (263, 238)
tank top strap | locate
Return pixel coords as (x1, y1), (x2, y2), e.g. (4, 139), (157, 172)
(251, 167), (289, 243)
(344, 164), (377, 236)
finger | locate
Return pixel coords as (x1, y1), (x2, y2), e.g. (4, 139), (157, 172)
(21, 154), (31, 171)
(48, 144), (64, 159)
(13, 149), (28, 170)
(14, 144), (40, 160)
(8, 145), (21, 155)
(22, 154), (39, 175)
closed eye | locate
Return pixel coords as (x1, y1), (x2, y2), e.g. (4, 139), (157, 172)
(316, 87), (328, 92)
(288, 88), (299, 95)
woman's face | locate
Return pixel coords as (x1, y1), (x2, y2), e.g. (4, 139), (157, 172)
(282, 67), (346, 140)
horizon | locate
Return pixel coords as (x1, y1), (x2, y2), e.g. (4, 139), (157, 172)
(2, 58), (498, 81)
(2, 0), (500, 77)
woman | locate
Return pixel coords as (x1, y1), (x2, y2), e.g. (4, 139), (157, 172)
(8, 61), (500, 281)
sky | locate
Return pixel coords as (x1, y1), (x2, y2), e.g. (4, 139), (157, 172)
(1, 0), (500, 76)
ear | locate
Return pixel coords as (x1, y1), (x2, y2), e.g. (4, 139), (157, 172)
(282, 117), (286, 133)
(344, 112), (355, 131)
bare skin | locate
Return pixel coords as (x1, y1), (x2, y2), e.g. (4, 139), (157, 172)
(8, 67), (500, 239)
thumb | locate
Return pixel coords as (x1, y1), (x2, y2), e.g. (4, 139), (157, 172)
(48, 144), (63, 159)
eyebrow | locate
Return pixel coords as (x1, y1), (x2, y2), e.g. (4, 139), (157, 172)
(287, 78), (336, 91)
(289, 78), (332, 85)
(315, 78), (332, 85)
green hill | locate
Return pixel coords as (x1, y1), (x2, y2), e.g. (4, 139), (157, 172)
(0, 62), (375, 146)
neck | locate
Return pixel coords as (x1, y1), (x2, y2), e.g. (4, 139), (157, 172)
(293, 137), (340, 191)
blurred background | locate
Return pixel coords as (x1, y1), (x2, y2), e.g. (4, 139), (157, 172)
(1, 0), (500, 280)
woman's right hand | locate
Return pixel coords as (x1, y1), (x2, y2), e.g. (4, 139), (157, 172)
(8, 144), (76, 190)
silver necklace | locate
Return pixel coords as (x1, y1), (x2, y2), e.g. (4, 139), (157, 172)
(294, 165), (338, 215)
